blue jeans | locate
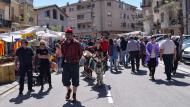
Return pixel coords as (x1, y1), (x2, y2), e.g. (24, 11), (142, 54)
(57, 57), (63, 72)
(163, 54), (174, 79)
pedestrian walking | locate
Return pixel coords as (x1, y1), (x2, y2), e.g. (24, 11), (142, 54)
(61, 28), (83, 101)
(15, 39), (34, 95)
(171, 37), (180, 75)
(108, 39), (119, 71)
(160, 35), (176, 81)
(36, 40), (52, 90)
(100, 36), (109, 71)
(127, 36), (140, 73)
(146, 36), (159, 80)
(120, 37), (127, 66)
(140, 38), (146, 66)
(55, 43), (63, 73)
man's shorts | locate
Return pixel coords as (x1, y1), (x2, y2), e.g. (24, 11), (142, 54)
(62, 63), (79, 87)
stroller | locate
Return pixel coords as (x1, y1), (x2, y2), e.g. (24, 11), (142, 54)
(33, 55), (40, 86)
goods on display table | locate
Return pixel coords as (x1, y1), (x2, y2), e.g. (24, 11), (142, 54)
(0, 63), (15, 83)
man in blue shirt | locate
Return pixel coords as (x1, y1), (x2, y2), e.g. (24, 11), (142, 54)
(15, 39), (34, 95)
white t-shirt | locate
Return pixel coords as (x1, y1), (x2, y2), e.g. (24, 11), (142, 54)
(151, 44), (156, 58)
(160, 39), (176, 54)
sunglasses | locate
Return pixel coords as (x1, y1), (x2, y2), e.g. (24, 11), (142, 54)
(40, 44), (45, 46)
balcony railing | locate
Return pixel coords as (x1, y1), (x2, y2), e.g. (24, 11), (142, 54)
(0, 19), (11, 28)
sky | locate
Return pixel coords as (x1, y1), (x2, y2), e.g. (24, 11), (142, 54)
(33, 0), (141, 9)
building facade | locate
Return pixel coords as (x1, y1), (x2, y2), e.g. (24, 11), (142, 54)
(183, 0), (190, 35)
(10, 0), (36, 31)
(135, 9), (144, 31)
(141, 0), (183, 35)
(19, 0), (36, 29)
(35, 5), (68, 32)
(0, 0), (11, 33)
(159, 0), (183, 35)
(61, 0), (137, 37)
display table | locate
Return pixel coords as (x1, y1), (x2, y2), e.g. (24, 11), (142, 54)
(0, 63), (15, 84)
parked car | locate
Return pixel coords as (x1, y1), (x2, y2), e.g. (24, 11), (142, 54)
(182, 46), (190, 63)
(154, 34), (167, 42)
(182, 39), (190, 52)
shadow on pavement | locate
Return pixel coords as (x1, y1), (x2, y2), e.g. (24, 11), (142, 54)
(63, 100), (85, 107)
(154, 79), (190, 86)
(134, 70), (147, 76)
(83, 78), (96, 86)
(91, 84), (107, 99)
(110, 70), (122, 74)
(173, 72), (190, 79)
(31, 87), (52, 99)
(9, 91), (31, 104)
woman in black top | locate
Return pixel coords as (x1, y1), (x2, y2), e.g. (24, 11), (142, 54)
(36, 40), (52, 90)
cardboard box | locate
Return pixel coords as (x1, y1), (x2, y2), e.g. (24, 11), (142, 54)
(0, 63), (15, 83)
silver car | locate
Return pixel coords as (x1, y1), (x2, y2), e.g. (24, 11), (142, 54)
(182, 46), (190, 63)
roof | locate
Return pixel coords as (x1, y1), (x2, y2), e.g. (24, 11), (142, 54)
(60, 0), (137, 9)
(34, 4), (68, 17)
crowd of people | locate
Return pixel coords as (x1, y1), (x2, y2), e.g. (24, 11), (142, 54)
(14, 27), (180, 102)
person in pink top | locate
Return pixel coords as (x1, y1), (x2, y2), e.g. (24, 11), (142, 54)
(55, 43), (63, 73)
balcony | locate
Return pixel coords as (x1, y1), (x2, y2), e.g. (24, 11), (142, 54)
(160, 0), (180, 6)
(0, 20), (11, 28)
(140, 1), (151, 8)
(1, 0), (11, 4)
(11, 16), (20, 23)
(154, 6), (160, 13)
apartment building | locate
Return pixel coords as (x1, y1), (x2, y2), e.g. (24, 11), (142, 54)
(141, 0), (183, 35)
(183, 0), (190, 35)
(61, 0), (137, 37)
(35, 5), (68, 32)
(159, 0), (183, 35)
(0, 0), (11, 33)
(141, 0), (161, 35)
(18, 0), (36, 29)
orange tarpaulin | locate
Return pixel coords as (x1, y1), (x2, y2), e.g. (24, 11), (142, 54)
(14, 41), (21, 52)
(0, 40), (5, 56)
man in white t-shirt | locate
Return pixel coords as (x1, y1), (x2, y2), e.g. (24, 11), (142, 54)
(160, 35), (176, 81)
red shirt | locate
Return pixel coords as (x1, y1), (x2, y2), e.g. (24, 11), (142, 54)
(100, 40), (109, 52)
(61, 39), (83, 64)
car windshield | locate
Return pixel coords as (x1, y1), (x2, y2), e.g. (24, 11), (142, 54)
(183, 39), (190, 44)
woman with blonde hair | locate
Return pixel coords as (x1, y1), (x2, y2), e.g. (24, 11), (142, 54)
(36, 40), (52, 90)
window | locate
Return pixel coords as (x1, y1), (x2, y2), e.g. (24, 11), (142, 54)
(62, 26), (64, 32)
(45, 10), (50, 18)
(123, 14), (126, 19)
(20, 14), (24, 21)
(161, 13), (164, 23)
(60, 15), (64, 21)
(82, 25), (85, 28)
(0, 10), (4, 20)
(53, 9), (57, 19)
(77, 24), (81, 29)
(108, 22), (112, 27)
(77, 15), (84, 20)
(107, 12), (112, 16)
(92, 4), (95, 8)
(127, 15), (129, 19)
(107, 2), (111, 6)
(46, 24), (49, 28)
(123, 23), (126, 28)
